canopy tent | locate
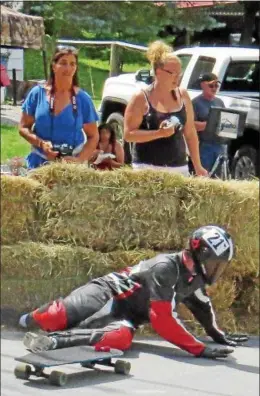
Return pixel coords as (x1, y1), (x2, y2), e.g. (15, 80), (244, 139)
(176, 1), (238, 8)
(0, 5), (45, 49)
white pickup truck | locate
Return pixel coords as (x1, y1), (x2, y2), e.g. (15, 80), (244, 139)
(99, 47), (259, 179)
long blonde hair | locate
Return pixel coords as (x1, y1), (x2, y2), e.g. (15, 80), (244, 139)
(146, 40), (180, 71)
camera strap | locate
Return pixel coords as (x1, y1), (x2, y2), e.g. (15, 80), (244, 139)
(49, 87), (78, 148)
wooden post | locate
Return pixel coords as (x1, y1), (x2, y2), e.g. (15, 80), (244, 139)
(42, 49), (48, 80)
(110, 44), (121, 77)
(185, 31), (191, 46)
(12, 69), (17, 106)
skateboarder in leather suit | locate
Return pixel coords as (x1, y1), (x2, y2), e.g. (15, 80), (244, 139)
(20, 225), (248, 359)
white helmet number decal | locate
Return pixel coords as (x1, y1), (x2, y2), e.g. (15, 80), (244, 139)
(202, 229), (229, 256)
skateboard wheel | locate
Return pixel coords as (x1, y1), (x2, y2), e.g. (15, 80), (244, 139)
(49, 370), (68, 387)
(114, 360), (131, 375)
(14, 363), (32, 380)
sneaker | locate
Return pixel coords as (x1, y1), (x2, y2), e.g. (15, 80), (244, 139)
(23, 332), (56, 353)
(19, 313), (38, 329)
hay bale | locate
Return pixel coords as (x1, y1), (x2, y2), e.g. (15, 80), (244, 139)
(1, 176), (43, 244)
(179, 178), (259, 278)
(233, 277), (259, 315)
(1, 242), (154, 311)
(32, 165), (185, 251)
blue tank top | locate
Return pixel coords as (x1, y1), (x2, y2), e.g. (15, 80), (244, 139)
(132, 88), (187, 167)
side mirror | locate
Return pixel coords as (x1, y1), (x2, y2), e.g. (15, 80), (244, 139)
(135, 69), (154, 84)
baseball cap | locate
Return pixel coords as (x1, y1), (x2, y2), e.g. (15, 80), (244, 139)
(199, 72), (220, 84)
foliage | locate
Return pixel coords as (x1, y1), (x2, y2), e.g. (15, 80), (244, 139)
(22, 1), (221, 44)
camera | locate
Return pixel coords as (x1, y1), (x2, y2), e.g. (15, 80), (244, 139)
(162, 115), (184, 133)
(53, 143), (74, 157)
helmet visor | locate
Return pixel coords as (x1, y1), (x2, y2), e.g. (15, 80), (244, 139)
(201, 259), (228, 285)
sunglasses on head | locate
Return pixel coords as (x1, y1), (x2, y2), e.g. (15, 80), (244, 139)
(55, 45), (78, 54)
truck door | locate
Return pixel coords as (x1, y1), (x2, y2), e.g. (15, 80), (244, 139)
(186, 56), (216, 100)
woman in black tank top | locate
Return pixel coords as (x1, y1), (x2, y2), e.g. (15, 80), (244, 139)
(124, 41), (208, 177)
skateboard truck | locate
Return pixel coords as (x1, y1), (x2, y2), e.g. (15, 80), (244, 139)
(94, 345), (111, 352)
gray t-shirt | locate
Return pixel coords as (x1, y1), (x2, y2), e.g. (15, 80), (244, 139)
(192, 94), (225, 143)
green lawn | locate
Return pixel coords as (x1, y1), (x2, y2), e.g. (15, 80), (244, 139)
(1, 125), (30, 162)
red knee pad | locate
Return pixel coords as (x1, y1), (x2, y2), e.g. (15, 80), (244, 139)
(32, 300), (68, 331)
(94, 326), (133, 351)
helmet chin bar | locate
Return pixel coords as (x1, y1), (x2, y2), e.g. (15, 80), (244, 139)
(200, 262), (214, 285)
(200, 260), (228, 285)
(191, 254), (210, 284)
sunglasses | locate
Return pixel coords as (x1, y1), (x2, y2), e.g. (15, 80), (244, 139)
(208, 83), (219, 89)
(161, 68), (183, 78)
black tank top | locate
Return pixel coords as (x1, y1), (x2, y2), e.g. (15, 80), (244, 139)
(132, 88), (187, 167)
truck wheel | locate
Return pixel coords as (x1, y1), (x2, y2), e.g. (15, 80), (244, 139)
(231, 145), (258, 180)
(106, 112), (132, 165)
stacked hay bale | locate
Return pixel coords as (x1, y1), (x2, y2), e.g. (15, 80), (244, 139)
(1, 163), (259, 335)
(1, 175), (43, 244)
(31, 164), (185, 250)
(1, 242), (154, 311)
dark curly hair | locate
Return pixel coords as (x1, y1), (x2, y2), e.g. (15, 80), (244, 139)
(98, 123), (116, 147)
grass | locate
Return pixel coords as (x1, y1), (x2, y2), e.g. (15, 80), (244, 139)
(1, 125), (30, 162)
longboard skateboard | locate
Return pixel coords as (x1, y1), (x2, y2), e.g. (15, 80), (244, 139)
(14, 345), (131, 386)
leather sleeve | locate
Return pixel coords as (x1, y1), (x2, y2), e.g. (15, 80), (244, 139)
(149, 300), (205, 356)
(183, 287), (227, 343)
(149, 261), (205, 356)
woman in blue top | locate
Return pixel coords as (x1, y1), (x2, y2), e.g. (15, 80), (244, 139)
(19, 46), (99, 169)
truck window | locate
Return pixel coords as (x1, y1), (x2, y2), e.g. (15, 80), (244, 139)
(187, 56), (216, 89)
(177, 54), (192, 73)
(221, 61), (259, 93)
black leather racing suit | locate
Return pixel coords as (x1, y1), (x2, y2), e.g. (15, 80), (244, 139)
(30, 252), (227, 355)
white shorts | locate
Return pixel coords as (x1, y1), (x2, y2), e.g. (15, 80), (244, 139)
(132, 163), (190, 177)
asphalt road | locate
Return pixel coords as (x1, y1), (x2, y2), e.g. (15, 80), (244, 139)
(1, 330), (259, 396)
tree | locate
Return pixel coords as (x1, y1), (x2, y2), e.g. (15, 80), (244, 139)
(21, 1), (221, 44)
(239, 1), (259, 45)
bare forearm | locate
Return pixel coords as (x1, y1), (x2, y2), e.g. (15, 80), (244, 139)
(110, 160), (123, 168)
(186, 134), (202, 170)
(194, 121), (206, 132)
(78, 136), (99, 161)
(19, 127), (42, 148)
(125, 129), (162, 143)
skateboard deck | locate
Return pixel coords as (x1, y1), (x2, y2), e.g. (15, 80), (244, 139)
(14, 345), (131, 386)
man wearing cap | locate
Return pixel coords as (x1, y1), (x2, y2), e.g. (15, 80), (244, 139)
(192, 73), (225, 173)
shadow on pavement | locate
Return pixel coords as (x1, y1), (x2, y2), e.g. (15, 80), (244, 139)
(22, 367), (132, 390)
(127, 340), (259, 375)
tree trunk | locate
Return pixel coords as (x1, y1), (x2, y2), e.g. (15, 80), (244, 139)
(240, 3), (259, 45)
(185, 31), (192, 46)
(109, 44), (122, 77)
